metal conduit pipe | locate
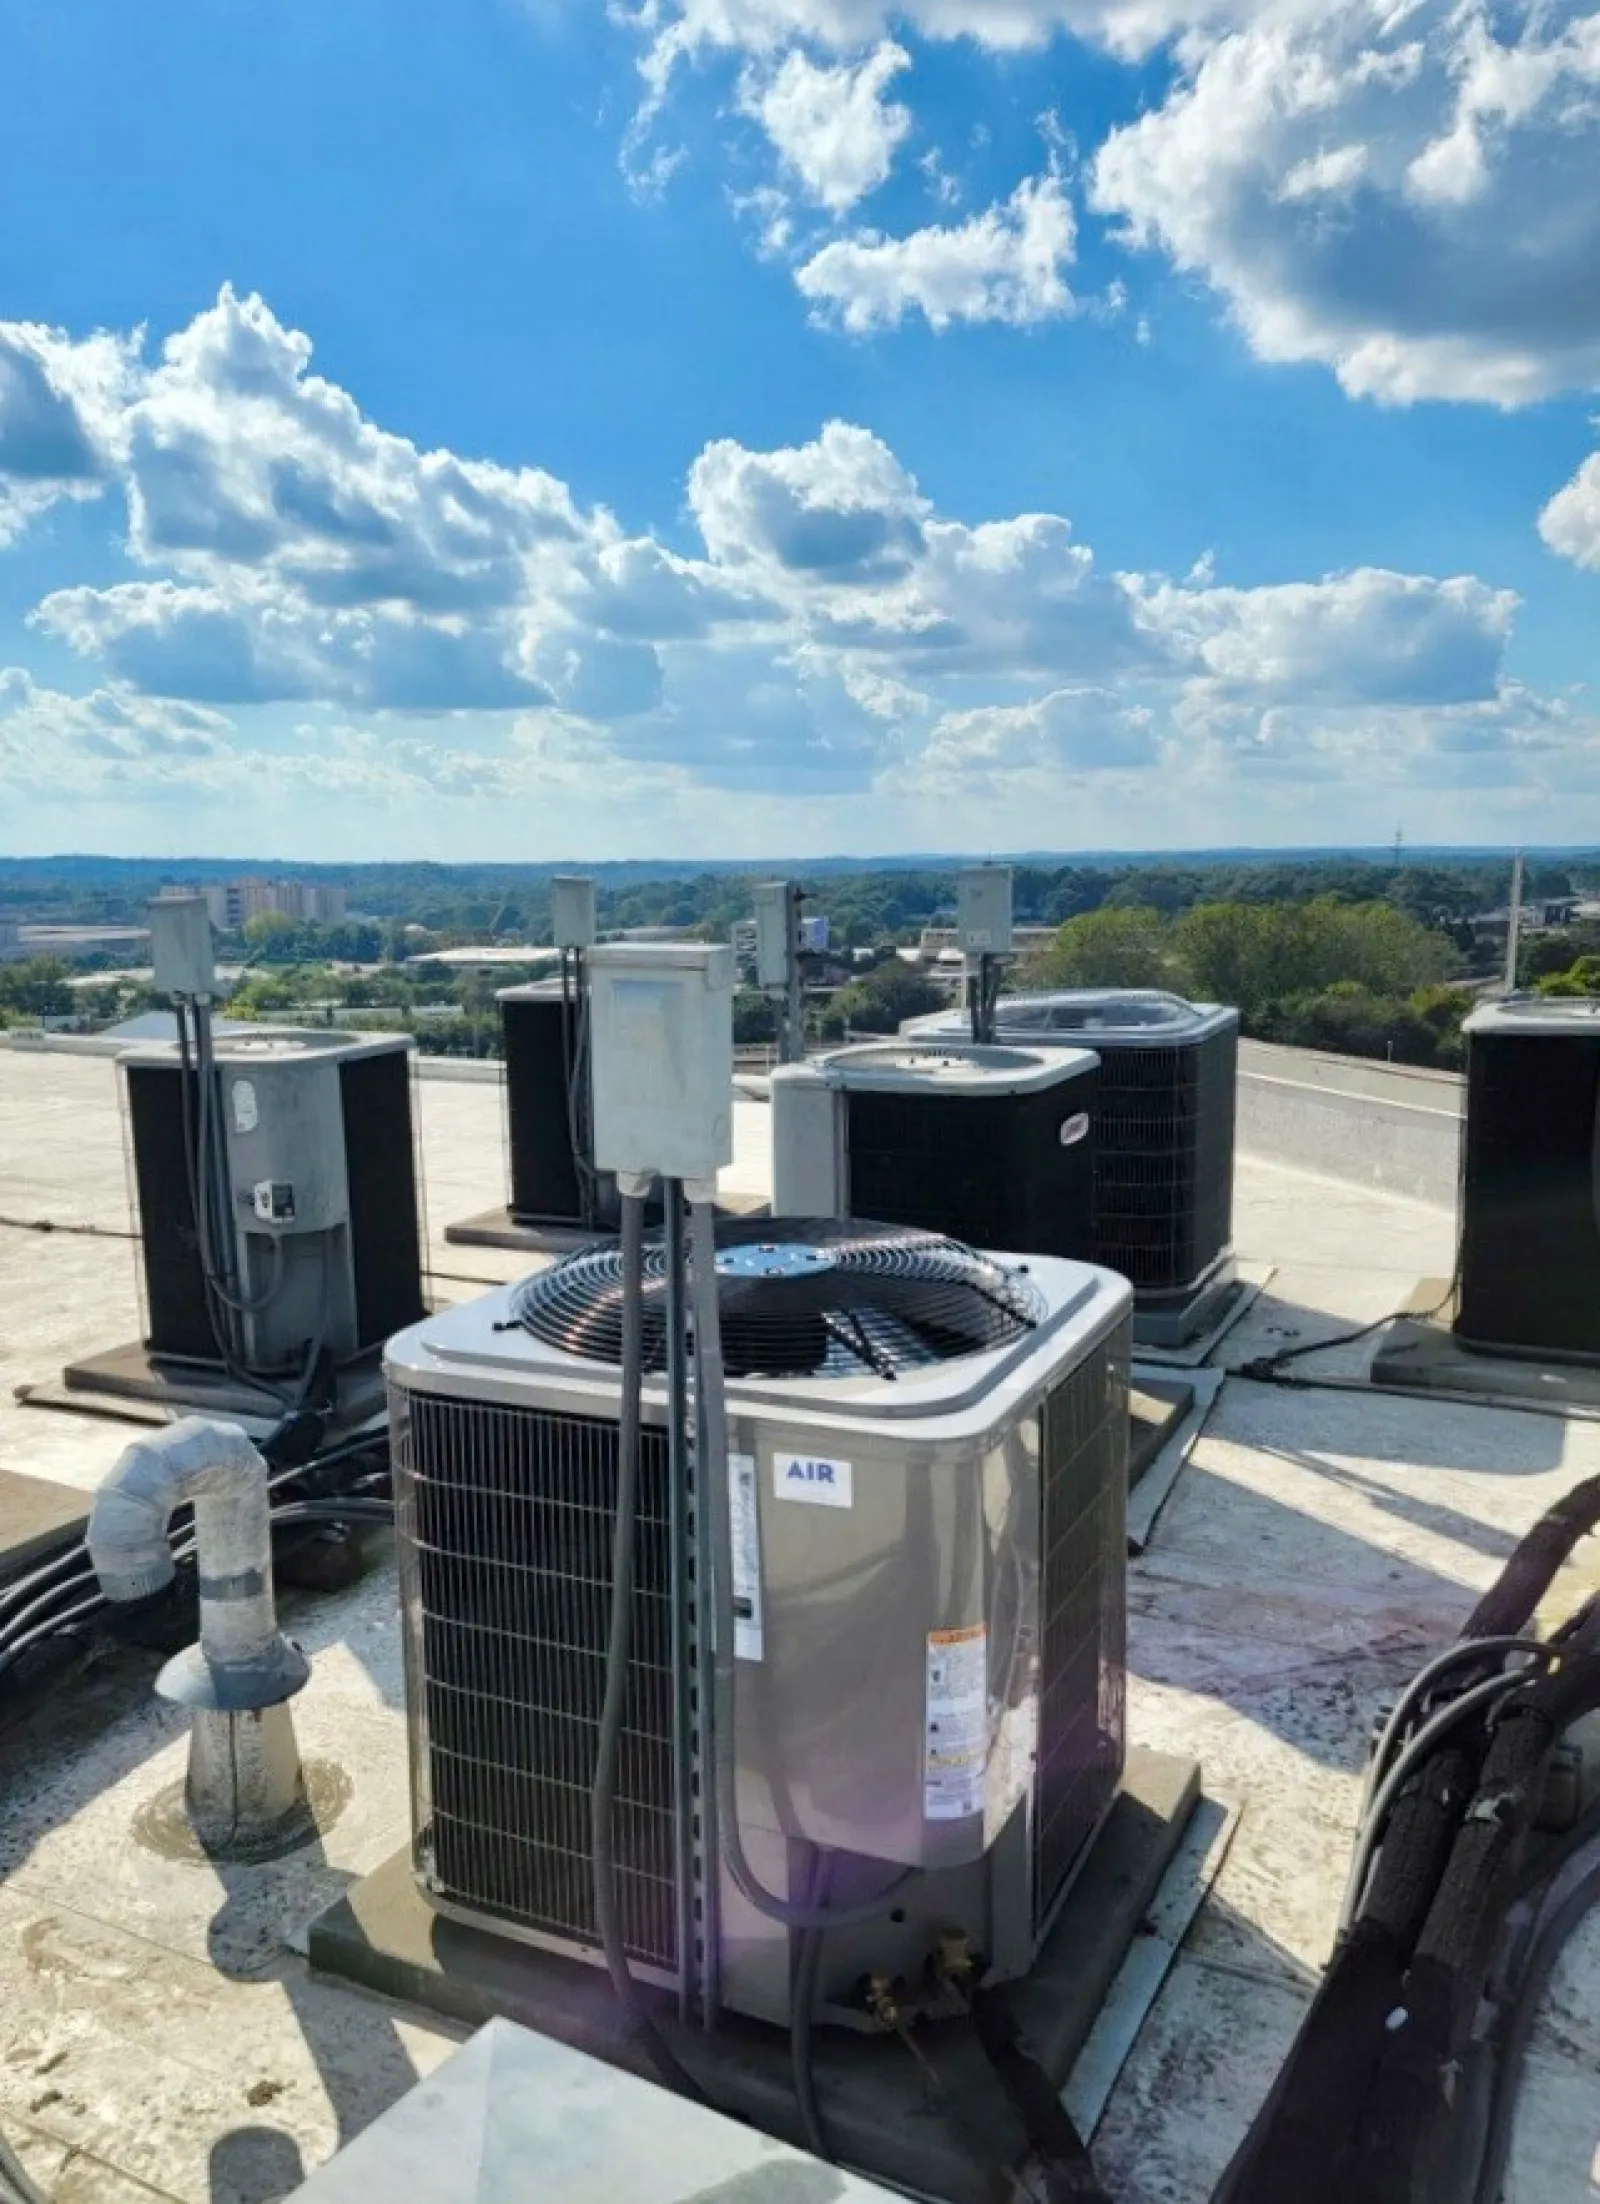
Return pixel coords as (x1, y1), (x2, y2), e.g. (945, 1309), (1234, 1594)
(87, 1417), (310, 1854)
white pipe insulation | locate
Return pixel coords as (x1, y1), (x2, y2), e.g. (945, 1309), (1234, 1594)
(87, 1414), (308, 1712)
(88, 1416), (311, 1852)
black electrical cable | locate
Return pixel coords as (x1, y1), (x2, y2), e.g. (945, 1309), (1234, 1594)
(1462, 1470), (1600, 1641)
(1211, 1462), (1600, 2204)
(0, 1497), (394, 1681)
(183, 1001), (336, 1424)
(0, 1540), (99, 1625)
(0, 2122), (49, 2204)
(190, 1000), (286, 1319)
(1236, 1282), (1457, 1382)
(1360, 1638), (1554, 1818)
(1237, 1101), (1470, 1384)
(176, 999), (297, 1408)
(1338, 1671), (1531, 1936)
(790, 1849), (835, 2161)
(1334, 1652), (1600, 2204)
(0, 1429), (382, 1644)
(589, 1190), (707, 2102)
(0, 1592), (107, 1676)
(967, 1982), (1112, 2204)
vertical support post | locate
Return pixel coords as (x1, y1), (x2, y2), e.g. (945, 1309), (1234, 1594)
(1504, 851), (1525, 997)
(970, 953), (998, 1044)
(663, 1182), (698, 2024)
(783, 883), (805, 1066)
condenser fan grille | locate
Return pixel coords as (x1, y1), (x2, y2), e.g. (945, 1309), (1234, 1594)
(513, 1217), (1045, 1381)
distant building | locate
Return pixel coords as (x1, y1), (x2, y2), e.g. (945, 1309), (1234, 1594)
(407, 945), (562, 973)
(200, 878), (349, 929)
(913, 925), (1057, 962)
(9, 923), (151, 961)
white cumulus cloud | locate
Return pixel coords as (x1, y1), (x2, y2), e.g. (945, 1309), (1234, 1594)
(1539, 447), (1600, 569)
(795, 170), (1078, 331)
(740, 40), (912, 211)
(1092, 0), (1600, 406)
(0, 289), (1589, 827)
(0, 668), (233, 789)
(0, 322), (139, 545)
(627, 0), (1256, 79)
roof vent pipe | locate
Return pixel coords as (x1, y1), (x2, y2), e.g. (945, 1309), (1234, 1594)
(87, 1417), (309, 1854)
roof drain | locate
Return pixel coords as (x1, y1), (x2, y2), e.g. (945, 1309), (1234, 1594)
(87, 1416), (310, 1856)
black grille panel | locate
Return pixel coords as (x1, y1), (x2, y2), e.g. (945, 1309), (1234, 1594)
(502, 991), (587, 1226)
(846, 1074), (1097, 1260)
(1087, 1029), (1237, 1292)
(1034, 1316), (1130, 1930)
(125, 1061), (214, 1361)
(394, 1391), (681, 1972)
(1458, 1030), (1600, 1359)
(340, 1051), (425, 1350)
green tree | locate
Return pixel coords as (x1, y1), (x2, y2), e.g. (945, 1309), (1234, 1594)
(1408, 984), (1478, 1068)
(1521, 922), (1600, 984)
(1174, 899), (1451, 1023)
(0, 958), (74, 1018)
(1536, 956), (1600, 998)
(732, 990), (779, 1045)
(820, 964), (947, 1038)
(1030, 906), (1171, 990)
(241, 911), (305, 962)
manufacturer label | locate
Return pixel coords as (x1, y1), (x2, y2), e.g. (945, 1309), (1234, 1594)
(1059, 1112), (1091, 1147)
(728, 1451), (764, 1663)
(924, 1624), (988, 1823)
(231, 1078), (259, 1133)
(773, 1452), (853, 1509)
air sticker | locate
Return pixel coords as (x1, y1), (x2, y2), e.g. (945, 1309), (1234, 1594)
(772, 1452), (853, 1509)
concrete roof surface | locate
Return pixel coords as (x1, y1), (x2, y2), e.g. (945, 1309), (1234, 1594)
(0, 1044), (1597, 2203)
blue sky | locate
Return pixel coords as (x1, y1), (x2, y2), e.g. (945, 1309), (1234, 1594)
(1, 0), (1597, 860)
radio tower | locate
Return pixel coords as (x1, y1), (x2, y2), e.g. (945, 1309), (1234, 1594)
(1392, 824), (1404, 873)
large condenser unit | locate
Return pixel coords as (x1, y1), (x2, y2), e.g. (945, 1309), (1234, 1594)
(387, 1218), (1132, 2025)
(1456, 998), (1600, 1362)
(903, 992), (1239, 1337)
(121, 1028), (425, 1377)
(770, 1042), (1099, 1262)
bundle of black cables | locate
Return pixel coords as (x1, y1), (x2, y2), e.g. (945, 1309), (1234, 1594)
(0, 1423), (395, 1694)
(1214, 1470), (1600, 2204)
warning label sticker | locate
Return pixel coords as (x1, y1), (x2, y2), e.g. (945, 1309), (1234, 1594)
(729, 1452), (763, 1663)
(924, 1623), (988, 1822)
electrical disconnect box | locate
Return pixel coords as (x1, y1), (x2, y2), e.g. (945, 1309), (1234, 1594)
(585, 943), (734, 1189)
(149, 895), (217, 1000)
(957, 868), (1014, 957)
(550, 876), (598, 952)
(753, 882), (796, 990)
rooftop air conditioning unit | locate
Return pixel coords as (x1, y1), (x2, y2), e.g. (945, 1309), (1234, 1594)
(121, 1029), (425, 1378)
(387, 1218), (1131, 2025)
(1456, 997), (1600, 1363)
(902, 992), (1239, 1342)
(769, 1042), (1099, 1263)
